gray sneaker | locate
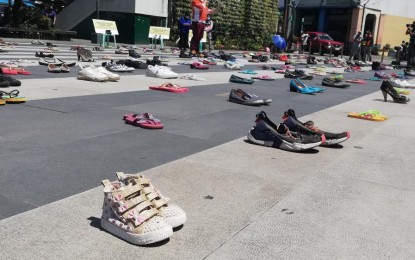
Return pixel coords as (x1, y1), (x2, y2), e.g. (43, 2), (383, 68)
(228, 89), (265, 105)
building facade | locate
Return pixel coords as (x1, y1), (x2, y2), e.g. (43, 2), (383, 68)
(279, 0), (415, 52)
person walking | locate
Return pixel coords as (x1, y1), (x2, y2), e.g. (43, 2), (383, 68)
(178, 12), (191, 56)
(406, 21), (415, 68)
(190, 0), (223, 56)
(361, 30), (373, 62)
(349, 31), (362, 61)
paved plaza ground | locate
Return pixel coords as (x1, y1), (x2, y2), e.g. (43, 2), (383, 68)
(0, 38), (414, 259)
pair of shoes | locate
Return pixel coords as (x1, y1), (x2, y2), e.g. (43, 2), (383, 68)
(190, 62), (209, 70)
(78, 65), (120, 82)
(149, 82), (189, 93)
(348, 110), (388, 121)
(322, 78), (350, 88)
(179, 74), (205, 81)
(105, 61), (135, 72)
(128, 49), (141, 58)
(251, 75), (275, 81)
(123, 113), (164, 129)
(35, 51), (54, 58)
(229, 74), (254, 84)
(0, 89), (26, 104)
(118, 59), (148, 69)
(48, 64), (70, 73)
(247, 111), (325, 151)
(282, 109), (350, 146)
(380, 80), (410, 103)
(284, 70), (314, 80)
(100, 172), (186, 245)
(77, 49), (94, 62)
(146, 65), (178, 79)
(290, 79), (325, 94)
(228, 89), (271, 105)
(0, 74), (21, 87)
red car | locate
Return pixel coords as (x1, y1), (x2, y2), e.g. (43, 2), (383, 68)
(306, 32), (343, 56)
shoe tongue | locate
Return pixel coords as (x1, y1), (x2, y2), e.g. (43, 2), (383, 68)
(277, 124), (288, 134)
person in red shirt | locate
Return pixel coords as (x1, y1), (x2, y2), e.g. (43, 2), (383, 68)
(190, 0), (223, 56)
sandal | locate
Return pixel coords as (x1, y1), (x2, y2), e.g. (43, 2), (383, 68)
(149, 82), (189, 93)
(251, 75), (275, 81)
(0, 89), (27, 103)
(123, 113), (164, 129)
(238, 70), (258, 75)
(348, 110), (388, 121)
(0, 67), (18, 75)
(346, 79), (367, 84)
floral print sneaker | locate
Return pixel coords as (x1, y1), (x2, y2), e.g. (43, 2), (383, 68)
(100, 179), (173, 245)
(116, 172), (187, 228)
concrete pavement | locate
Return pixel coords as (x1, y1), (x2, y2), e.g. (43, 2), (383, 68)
(0, 38), (414, 259)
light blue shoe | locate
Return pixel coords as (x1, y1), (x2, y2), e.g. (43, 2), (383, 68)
(294, 79), (326, 93)
(290, 79), (319, 94)
(238, 70), (258, 75)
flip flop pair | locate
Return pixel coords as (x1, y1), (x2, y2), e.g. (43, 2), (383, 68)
(348, 110), (388, 121)
(123, 113), (164, 129)
(0, 90), (27, 104)
(149, 82), (189, 93)
(0, 67), (31, 75)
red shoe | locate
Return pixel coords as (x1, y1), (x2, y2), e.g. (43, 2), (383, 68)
(190, 62), (209, 70)
(202, 60), (216, 65)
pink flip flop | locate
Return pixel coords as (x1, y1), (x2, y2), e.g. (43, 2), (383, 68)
(149, 82), (189, 93)
(251, 75), (275, 81)
(0, 67), (18, 75)
(123, 113), (164, 129)
(346, 79), (367, 84)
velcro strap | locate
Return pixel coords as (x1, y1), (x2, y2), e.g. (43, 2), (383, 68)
(116, 194), (148, 213)
(119, 184), (141, 198)
(121, 200), (153, 219)
(125, 207), (159, 227)
(152, 197), (169, 208)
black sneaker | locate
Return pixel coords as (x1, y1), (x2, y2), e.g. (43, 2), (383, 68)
(322, 78), (351, 88)
(282, 109), (350, 146)
(247, 111), (324, 151)
(128, 49), (141, 58)
(0, 74), (21, 87)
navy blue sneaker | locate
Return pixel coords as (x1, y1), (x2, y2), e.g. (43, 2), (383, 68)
(282, 109), (350, 146)
(247, 111), (325, 151)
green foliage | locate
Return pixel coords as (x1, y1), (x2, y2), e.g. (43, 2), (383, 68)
(169, 0), (279, 50)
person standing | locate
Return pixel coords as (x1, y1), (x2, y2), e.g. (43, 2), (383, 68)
(178, 12), (191, 54)
(300, 32), (309, 54)
(406, 21), (415, 68)
(361, 30), (373, 62)
(205, 15), (214, 51)
(349, 31), (362, 61)
(190, 0), (223, 56)
(48, 6), (57, 28)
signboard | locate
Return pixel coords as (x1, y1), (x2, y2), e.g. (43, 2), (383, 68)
(148, 26), (170, 39)
(92, 19), (119, 35)
(189, 30), (207, 43)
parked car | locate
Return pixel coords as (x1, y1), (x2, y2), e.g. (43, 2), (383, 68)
(306, 32), (343, 56)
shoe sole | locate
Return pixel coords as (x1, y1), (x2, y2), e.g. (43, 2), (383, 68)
(320, 132), (350, 146)
(228, 98), (264, 106)
(101, 218), (173, 245)
(247, 130), (323, 151)
(164, 213), (187, 228)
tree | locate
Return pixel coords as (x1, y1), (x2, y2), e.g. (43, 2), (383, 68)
(168, 0), (279, 50)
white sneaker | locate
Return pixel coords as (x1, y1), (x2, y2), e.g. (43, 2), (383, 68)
(146, 65), (178, 79)
(180, 73), (205, 81)
(106, 64), (134, 72)
(78, 65), (109, 82)
(94, 66), (120, 81)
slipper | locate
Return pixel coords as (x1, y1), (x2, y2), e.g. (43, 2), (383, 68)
(239, 70), (258, 75)
(149, 82), (189, 93)
(347, 110), (387, 121)
(0, 90), (27, 103)
(366, 76), (381, 81)
(123, 113), (164, 129)
(0, 67), (18, 75)
(13, 67), (32, 75)
(346, 79), (367, 84)
(251, 75), (275, 81)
